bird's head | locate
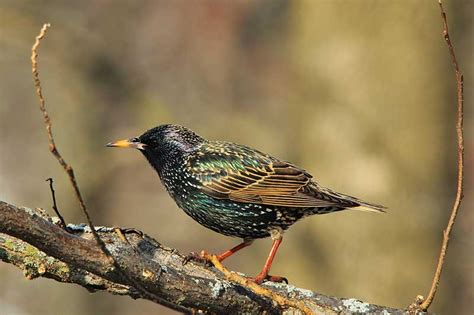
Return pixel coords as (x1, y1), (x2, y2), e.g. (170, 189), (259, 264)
(107, 124), (205, 166)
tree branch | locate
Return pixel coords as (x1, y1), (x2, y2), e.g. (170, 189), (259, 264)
(0, 201), (408, 314)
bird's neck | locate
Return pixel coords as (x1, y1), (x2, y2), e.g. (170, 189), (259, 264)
(141, 147), (186, 177)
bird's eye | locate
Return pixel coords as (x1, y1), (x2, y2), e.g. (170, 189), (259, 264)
(130, 137), (139, 143)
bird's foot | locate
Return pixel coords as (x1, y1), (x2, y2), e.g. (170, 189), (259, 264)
(182, 250), (214, 266)
(250, 274), (288, 285)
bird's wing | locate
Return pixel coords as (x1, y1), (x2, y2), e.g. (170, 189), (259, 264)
(187, 142), (341, 208)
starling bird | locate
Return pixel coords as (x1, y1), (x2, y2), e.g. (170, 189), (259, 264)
(107, 124), (385, 284)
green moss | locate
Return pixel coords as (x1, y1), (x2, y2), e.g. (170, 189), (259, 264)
(1, 236), (71, 278)
(1, 238), (16, 251)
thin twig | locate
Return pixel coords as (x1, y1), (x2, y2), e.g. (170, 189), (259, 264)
(45, 178), (67, 228)
(30, 23), (191, 314)
(31, 22), (113, 266)
(415, 1), (464, 311)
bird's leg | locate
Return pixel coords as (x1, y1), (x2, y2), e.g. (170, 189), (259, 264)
(251, 230), (287, 284)
(183, 239), (253, 265)
(216, 239), (253, 262)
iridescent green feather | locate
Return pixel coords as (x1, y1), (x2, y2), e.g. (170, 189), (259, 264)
(189, 141), (271, 176)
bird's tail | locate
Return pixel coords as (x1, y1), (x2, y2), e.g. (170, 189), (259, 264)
(337, 193), (386, 213)
(351, 200), (387, 213)
(315, 184), (387, 213)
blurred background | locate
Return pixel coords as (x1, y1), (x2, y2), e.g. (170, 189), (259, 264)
(0, 1), (472, 314)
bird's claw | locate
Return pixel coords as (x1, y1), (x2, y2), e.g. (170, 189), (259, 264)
(182, 250), (213, 266)
(251, 274), (289, 285)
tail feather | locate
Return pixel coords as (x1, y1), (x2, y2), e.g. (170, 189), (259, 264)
(314, 183), (387, 213)
(339, 194), (387, 213)
(351, 202), (387, 213)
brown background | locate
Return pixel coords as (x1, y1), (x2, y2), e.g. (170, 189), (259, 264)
(0, 1), (472, 314)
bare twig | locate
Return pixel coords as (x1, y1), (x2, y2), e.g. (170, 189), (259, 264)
(31, 23), (106, 254)
(45, 178), (67, 228)
(30, 23), (191, 313)
(413, 1), (464, 312)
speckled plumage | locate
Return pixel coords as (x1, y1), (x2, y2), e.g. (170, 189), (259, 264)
(115, 124), (385, 240)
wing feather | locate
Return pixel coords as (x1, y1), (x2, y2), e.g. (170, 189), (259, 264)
(189, 143), (341, 208)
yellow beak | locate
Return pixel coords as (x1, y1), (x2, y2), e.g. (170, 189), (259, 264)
(106, 139), (145, 150)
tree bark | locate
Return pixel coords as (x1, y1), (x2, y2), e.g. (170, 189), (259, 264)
(0, 201), (414, 314)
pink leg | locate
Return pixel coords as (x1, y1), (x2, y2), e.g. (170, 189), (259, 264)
(252, 237), (286, 284)
(216, 240), (253, 262)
